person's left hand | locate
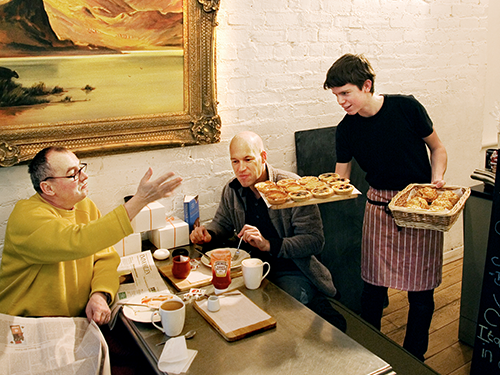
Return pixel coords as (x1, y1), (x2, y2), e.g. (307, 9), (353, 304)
(85, 292), (111, 325)
(238, 224), (270, 252)
(432, 179), (446, 189)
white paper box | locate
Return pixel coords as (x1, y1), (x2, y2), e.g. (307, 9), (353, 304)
(113, 233), (142, 257)
(131, 201), (166, 233)
(149, 216), (190, 249)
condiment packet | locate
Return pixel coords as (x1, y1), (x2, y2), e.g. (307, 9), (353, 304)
(158, 336), (197, 374)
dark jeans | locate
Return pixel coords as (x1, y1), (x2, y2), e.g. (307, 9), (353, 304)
(361, 281), (434, 361)
(271, 270), (347, 332)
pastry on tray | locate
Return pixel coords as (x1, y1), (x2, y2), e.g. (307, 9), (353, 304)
(304, 180), (328, 191)
(405, 196), (429, 210)
(285, 182), (305, 193)
(415, 186), (438, 203)
(332, 183), (354, 195)
(255, 181), (277, 193)
(318, 173), (340, 184)
(265, 190), (289, 205)
(439, 190), (460, 205)
(289, 190), (313, 202)
(311, 186), (335, 199)
(299, 176), (319, 185)
(277, 178), (297, 187)
(429, 197), (454, 211)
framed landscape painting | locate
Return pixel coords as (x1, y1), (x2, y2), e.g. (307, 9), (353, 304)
(0, 0), (220, 167)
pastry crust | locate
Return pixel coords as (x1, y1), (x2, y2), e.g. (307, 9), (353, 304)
(405, 196), (429, 210)
(289, 190), (313, 202)
(277, 178), (297, 187)
(439, 190), (459, 205)
(430, 197), (454, 210)
(415, 186), (438, 203)
(319, 172), (340, 182)
(299, 176), (319, 185)
(304, 180), (328, 191)
(265, 190), (289, 205)
(332, 183), (354, 195)
(312, 186), (335, 199)
(255, 181), (276, 193)
(285, 182), (305, 193)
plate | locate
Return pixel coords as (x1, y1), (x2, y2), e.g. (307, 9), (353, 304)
(121, 290), (178, 323)
(200, 248), (250, 269)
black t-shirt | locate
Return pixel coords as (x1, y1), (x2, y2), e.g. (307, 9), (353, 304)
(336, 94), (433, 191)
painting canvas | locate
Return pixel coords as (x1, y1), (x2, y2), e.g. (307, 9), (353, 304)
(0, 0), (220, 167)
(0, 0), (184, 126)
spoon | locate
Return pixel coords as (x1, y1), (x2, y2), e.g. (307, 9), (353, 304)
(156, 329), (197, 346)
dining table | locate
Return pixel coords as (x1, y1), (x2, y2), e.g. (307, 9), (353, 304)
(118, 245), (399, 375)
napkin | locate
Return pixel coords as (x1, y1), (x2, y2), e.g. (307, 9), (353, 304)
(158, 336), (197, 374)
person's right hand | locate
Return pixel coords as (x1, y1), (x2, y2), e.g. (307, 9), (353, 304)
(124, 168), (182, 220)
(190, 226), (212, 244)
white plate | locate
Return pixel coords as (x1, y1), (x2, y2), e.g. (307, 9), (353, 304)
(121, 290), (178, 323)
(200, 248), (250, 269)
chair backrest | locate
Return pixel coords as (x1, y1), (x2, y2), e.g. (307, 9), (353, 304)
(295, 126), (368, 313)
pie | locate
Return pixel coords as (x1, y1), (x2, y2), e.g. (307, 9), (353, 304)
(319, 173), (340, 184)
(255, 181), (276, 193)
(299, 176), (319, 185)
(285, 182), (304, 193)
(304, 180), (328, 191)
(332, 183), (354, 195)
(311, 186), (335, 198)
(277, 178), (297, 187)
(265, 190), (289, 205)
(289, 190), (313, 202)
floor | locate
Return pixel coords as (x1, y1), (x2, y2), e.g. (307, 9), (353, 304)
(381, 258), (472, 375)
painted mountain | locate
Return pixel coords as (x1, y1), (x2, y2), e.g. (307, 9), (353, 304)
(0, 0), (183, 57)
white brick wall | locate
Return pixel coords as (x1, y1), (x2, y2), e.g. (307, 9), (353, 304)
(0, 0), (492, 255)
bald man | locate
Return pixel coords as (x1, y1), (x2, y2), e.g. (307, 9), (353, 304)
(190, 132), (346, 331)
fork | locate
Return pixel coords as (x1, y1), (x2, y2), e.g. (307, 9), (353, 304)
(233, 237), (243, 261)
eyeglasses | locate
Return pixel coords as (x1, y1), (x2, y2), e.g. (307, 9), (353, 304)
(42, 163), (87, 182)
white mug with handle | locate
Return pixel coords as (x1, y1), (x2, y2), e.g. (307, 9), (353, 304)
(241, 258), (271, 290)
(151, 296), (185, 336)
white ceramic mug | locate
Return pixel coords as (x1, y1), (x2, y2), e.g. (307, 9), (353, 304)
(151, 297), (185, 336)
(241, 258), (271, 290)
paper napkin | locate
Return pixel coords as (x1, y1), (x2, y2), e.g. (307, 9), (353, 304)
(158, 336), (197, 374)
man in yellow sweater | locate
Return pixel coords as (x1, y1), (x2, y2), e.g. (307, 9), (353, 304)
(0, 147), (182, 325)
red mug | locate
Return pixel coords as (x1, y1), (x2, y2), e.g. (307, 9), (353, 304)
(172, 255), (191, 279)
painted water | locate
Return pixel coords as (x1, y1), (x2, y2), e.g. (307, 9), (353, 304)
(0, 50), (184, 127)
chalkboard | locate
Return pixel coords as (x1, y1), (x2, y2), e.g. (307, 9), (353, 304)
(295, 126), (368, 313)
(471, 150), (500, 374)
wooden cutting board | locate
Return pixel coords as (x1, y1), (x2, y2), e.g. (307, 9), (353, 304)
(158, 260), (243, 292)
(193, 291), (276, 341)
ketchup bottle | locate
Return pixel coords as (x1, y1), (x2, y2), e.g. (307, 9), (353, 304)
(211, 248), (232, 293)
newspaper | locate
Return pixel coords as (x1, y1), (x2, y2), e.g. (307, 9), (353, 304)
(115, 250), (171, 301)
(110, 250), (172, 329)
(0, 314), (110, 375)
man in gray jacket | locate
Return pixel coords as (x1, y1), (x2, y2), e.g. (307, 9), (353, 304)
(190, 131), (346, 331)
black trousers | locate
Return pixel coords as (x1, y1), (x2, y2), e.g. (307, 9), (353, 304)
(360, 281), (434, 361)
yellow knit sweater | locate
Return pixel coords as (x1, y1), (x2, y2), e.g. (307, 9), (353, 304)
(0, 194), (133, 318)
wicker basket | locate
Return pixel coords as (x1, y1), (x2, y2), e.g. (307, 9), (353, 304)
(388, 184), (471, 232)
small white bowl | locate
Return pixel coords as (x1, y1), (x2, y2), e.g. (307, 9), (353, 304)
(153, 248), (170, 260)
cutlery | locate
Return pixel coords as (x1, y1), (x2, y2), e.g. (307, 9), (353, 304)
(156, 329), (197, 346)
(233, 237), (243, 261)
(117, 302), (158, 309)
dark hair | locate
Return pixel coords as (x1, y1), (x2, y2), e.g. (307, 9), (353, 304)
(28, 147), (67, 194)
(323, 53), (376, 93)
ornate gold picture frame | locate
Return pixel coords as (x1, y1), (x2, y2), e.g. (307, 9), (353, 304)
(0, 0), (220, 167)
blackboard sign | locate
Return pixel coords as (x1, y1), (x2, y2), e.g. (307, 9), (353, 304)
(471, 150), (500, 374)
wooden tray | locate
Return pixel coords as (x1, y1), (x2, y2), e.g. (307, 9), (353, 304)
(193, 291), (276, 341)
(263, 187), (361, 209)
(158, 260), (242, 292)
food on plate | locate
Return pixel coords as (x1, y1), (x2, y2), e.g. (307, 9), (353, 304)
(299, 176), (319, 185)
(319, 173), (340, 184)
(255, 181), (277, 193)
(277, 178), (297, 187)
(439, 190), (460, 205)
(405, 196), (429, 210)
(311, 186), (335, 199)
(332, 183), (354, 195)
(265, 190), (289, 205)
(415, 186), (438, 203)
(289, 190), (313, 202)
(284, 182), (305, 193)
(141, 294), (175, 308)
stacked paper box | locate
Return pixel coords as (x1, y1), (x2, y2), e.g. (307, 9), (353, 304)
(148, 216), (190, 249)
(131, 201), (166, 233)
(113, 233), (142, 257)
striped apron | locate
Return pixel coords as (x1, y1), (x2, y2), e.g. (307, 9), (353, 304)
(361, 187), (444, 291)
